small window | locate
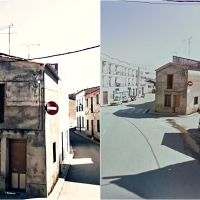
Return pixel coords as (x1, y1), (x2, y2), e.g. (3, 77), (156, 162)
(96, 94), (99, 104)
(0, 84), (5, 123)
(194, 96), (198, 105)
(165, 94), (171, 107)
(87, 120), (89, 130)
(167, 74), (173, 89)
(82, 116), (84, 128)
(97, 120), (100, 132)
(53, 142), (56, 163)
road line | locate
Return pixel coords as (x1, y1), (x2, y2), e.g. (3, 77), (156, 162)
(135, 108), (143, 113)
(107, 122), (110, 127)
(143, 109), (148, 114)
(103, 129), (106, 135)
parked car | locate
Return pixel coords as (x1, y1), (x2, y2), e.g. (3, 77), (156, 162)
(130, 95), (137, 101)
(110, 98), (122, 106)
(152, 89), (156, 93)
(122, 96), (131, 103)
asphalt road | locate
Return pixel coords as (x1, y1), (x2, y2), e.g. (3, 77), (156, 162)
(65, 128), (100, 185)
(101, 94), (200, 199)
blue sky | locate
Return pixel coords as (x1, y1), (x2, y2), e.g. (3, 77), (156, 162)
(101, 1), (200, 73)
(0, 0), (100, 93)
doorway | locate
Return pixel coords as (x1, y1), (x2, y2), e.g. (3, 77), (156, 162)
(91, 120), (94, 138)
(174, 95), (180, 113)
(9, 139), (26, 192)
(103, 91), (108, 105)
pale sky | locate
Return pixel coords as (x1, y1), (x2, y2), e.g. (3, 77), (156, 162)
(101, 1), (200, 74)
(0, 0), (100, 94)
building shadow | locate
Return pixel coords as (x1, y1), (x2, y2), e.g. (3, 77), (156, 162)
(161, 132), (200, 162)
(101, 160), (200, 199)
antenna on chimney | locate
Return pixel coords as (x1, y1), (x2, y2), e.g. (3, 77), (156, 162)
(182, 37), (192, 58)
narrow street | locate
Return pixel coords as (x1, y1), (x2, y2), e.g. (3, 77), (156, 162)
(58, 128), (100, 200)
(101, 94), (200, 199)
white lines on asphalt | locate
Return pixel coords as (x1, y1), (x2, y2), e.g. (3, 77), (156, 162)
(103, 129), (106, 135)
(128, 108), (135, 113)
(143, 109), (148, 114)
(135, 108), (143, 113)
(107, 122), (110, 127)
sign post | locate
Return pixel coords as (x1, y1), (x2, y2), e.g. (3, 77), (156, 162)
(188, 81), (193, 87)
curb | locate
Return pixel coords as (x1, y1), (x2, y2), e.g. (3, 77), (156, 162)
(74, 131), (100, 145)
(48, 154), (73, 200)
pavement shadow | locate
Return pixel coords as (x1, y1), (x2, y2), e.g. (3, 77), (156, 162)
(101, 160), (200, 199)
(161, 132), (200, 162)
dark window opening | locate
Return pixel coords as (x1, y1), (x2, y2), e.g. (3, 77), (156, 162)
(167, 74), (173, 89)
(82, 116), (84, 128)
(0, 84), (5, 123)
(87, 120), (89, 130)
(97, 120), (100, 132)
(194, 96), (198, 105)
(165, 94), (171, 107)
(91, 97), (93, 113)
(86, 99), (88, 107)
(53, 142), (56, 163)
(96, 94), (99, 104)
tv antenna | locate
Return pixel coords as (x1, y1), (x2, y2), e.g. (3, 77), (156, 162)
(0, 23), (14, 55)
(182, 37), (192, 58)
(19, 44), (40, 59)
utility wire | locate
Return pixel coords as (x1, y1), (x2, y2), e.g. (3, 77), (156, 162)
(0, 45), (100, 63)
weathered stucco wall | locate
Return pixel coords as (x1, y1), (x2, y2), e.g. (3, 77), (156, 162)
(44, 73), (60, 196)
(0, 57), (47, 196)
(85, 90), (100, 141)
(186, 70), (200, 115)
(155, 64), (188, 114)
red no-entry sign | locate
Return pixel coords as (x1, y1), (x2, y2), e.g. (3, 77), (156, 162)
(45, 101), (59, 115)
(188, 81), (193, 86)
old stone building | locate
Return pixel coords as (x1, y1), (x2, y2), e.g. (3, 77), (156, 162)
(0, 53), (69, 197)
(155, 56), (200, 115)
(85, 87), (100, 141)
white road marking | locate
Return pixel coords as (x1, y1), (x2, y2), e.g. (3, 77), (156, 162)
(103, 129), (106, 135)
(107, 122), (110, 127)
(143, 109), (148, 114)
(135, 108), (143, 113)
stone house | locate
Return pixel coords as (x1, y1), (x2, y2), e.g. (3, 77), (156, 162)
(155, 56), (200, 115)
(85, 87), (100, 141)
(0, 53), (70, 197)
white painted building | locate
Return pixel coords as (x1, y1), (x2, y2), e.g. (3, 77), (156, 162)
(101, 54), (148, 106)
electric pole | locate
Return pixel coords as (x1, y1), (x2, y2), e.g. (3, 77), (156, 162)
(19, 44), (40, 59)
(0, 23), (14, 55)
(182, 37), (192, 58)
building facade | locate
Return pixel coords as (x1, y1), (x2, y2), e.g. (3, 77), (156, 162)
(155, 56), (200, 115)
(85, 87), (100, 141)
(69, 94), (76, 127)
(75, 86), (100, 137)
(101, 54), (148, 106)
(0, 54), (69, 197)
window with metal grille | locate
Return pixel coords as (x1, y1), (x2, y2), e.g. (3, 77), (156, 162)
(0, 84), (4, 123)
(165, 94), (171, 107)
(194, 96), (198, 105)
(167, 74), (173, 89)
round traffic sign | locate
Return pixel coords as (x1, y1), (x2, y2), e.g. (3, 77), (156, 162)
(45, 101), (59, 115)
(188, 81), (193, 86)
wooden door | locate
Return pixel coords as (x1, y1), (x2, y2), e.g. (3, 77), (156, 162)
(10, 140), (26, 191)
(174, 95), (180, 113)
(103, 91), (108, 105)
